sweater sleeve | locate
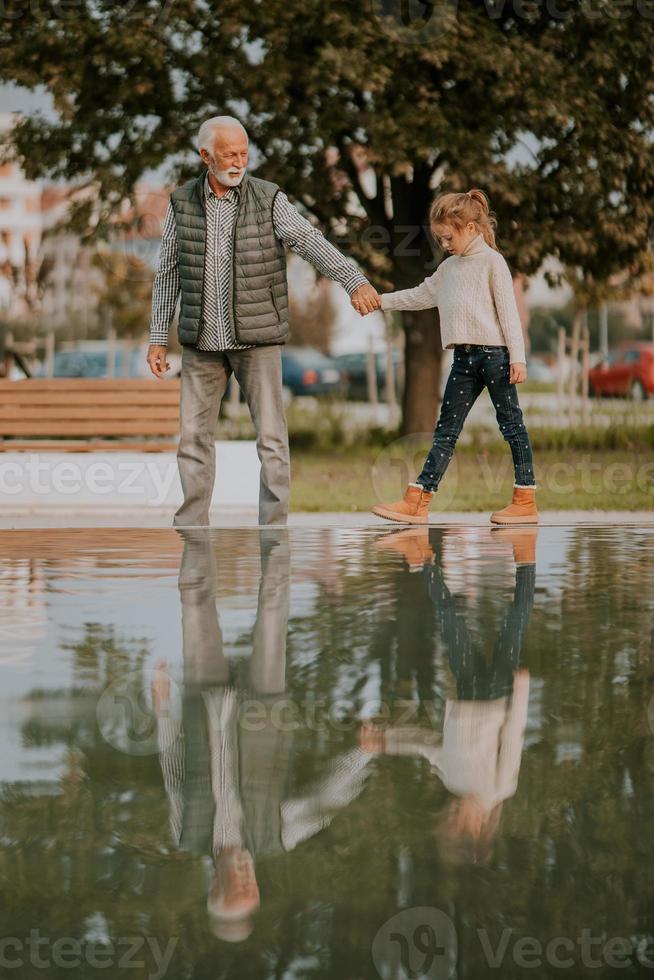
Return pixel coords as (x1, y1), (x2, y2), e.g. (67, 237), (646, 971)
(380, 267), (440, 312)
(489, 255), (526, 364)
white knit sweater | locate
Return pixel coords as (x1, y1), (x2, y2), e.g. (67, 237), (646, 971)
(380, 233), (527, 364)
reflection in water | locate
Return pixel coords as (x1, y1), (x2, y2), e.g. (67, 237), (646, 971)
(164, 530), (373, 944)
(159, 529), (291, 943)
(364, 526), (534, 866)
(0, 526), (653, 978)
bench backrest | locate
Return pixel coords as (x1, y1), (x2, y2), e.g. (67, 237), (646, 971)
(0, 378), (180, 438)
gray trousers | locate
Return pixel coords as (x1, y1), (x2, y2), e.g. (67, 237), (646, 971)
(173, 344), (291, 526)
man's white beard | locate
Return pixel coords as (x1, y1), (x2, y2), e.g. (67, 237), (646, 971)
(209, 162), (245, 187)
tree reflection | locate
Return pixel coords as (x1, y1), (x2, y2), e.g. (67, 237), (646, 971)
(0, 526), (652, 978)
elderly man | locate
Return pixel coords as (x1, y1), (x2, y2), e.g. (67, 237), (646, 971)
(148, 115), (380, 526)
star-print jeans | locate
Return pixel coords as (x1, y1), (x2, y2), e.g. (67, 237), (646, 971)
(417, 343), (536, 492)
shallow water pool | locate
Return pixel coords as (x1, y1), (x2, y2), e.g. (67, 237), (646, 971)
(0, 525), (652, 979)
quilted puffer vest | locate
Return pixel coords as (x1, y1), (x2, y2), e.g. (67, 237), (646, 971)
(170, 171), (289, 346)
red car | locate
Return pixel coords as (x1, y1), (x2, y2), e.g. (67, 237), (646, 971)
(588, 342), (654, 400)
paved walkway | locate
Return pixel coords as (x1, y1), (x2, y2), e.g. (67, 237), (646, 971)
(0, 508), (652, 528)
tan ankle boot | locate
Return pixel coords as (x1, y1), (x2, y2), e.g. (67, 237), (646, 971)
(374, 528), (435, 569)
(372, 483), (433, 525)
(490, 526), (538, 563)
(490, 486), (538, 525)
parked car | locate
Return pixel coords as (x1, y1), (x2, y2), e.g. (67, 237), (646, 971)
(334, 349), (403, 401)
(526, 356), (556, 384)
(587, 342), (654, 400)
(39, 349), (121, 378)
(37, 342), (180, 379)
(281, 346), (347, 398)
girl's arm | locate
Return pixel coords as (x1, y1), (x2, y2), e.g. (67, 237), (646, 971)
(380, 267), (440, 312)
(489, 255), (527, 364)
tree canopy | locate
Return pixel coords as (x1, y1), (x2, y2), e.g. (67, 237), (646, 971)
(2, 0), (654, 429)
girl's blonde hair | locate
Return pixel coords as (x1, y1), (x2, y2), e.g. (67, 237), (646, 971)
(429, 189), (498, 250)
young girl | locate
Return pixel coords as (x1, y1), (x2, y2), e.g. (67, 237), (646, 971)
(373, 188), (538, 525)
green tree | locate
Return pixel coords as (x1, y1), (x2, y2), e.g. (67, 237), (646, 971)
(91, 249), (155, 339)
(2, 2), (654, 431)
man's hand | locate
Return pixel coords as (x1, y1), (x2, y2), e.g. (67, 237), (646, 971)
(359, 721), (386, 754)
(351, 284), (381, 316)
(510, 362), (527, 384)
(151, 660), (171, 716)
(147, 344), (170, 378)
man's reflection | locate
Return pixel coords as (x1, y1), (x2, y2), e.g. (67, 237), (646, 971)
(155, 529), (375, 944)
(154, 528), (290, 943)
(363, 526), (537, 864)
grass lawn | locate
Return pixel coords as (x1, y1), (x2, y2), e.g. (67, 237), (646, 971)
(290, 445), (654, 511)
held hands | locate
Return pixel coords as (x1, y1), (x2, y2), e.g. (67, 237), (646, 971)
(147, 344), (170, 378)
(510, 362), (527, 384)
(351, 284), (382, 316)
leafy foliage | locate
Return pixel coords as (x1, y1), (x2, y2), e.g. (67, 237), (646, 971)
(2, 1), (654, 428)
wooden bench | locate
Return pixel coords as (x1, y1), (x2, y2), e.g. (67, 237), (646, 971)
(0, 378), (181, 452)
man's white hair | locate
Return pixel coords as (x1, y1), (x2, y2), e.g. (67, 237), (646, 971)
(197, 116), (248, 153)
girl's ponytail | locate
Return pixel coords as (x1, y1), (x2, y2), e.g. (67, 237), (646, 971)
(430, 188), (498, 250)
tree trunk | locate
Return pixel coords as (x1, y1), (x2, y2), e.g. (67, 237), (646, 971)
(401, 308), (442, 435)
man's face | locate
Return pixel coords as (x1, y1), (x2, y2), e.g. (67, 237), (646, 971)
(202, 130), (249, 187)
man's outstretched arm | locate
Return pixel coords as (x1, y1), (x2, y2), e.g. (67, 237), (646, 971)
(272, 191), (380, 314)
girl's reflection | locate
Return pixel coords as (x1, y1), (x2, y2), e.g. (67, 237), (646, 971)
(362, 526), (537, 865)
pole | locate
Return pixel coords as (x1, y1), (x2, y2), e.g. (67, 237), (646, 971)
(581, 324), (590, 427)
(568, 311), (582, 427)
(384, 314), (396, 407)
(4, 329), (14, 378)
(366, 335), (378, 405)
(107, 319), (116, 378)
(45, 331), (55, 378)
(557, 326), (566, 423)
(599, 301), (609, 359)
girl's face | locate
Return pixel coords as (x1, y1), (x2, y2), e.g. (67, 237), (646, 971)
(434, 221), (479, 255)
